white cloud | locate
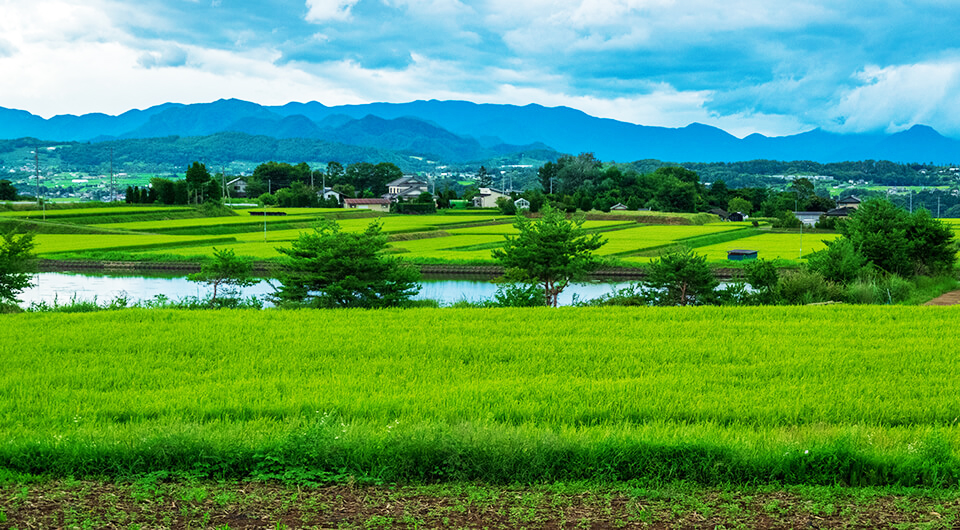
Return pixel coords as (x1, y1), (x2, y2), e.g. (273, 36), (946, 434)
(137, 45), (189, 69)
(304, 0), (361, 22)
(828, 60), (960, 136)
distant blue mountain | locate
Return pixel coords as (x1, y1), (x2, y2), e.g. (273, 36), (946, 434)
(2, 98), (959, 164)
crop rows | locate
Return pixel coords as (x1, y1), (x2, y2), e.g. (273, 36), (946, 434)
(0, 206), (194, 218)
(2, 306), (959, 485)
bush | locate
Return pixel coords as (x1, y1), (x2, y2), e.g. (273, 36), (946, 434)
(806, 237), (867, 284)
(490, 282), (547, 307)
(778, 269), (843, 305)
(578, 283), (652, 306)
(774, 210), (801, 229)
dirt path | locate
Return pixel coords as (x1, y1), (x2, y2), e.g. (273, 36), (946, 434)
(925, 289), (960, 305)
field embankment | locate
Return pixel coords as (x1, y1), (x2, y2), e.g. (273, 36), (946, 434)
(2, 306), (959, 487)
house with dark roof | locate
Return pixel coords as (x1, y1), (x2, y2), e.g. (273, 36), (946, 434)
(384, 176), (430, 202)
(708, 208), (729, 220)
(825, 207), (857, 217)
(837, 195), (862, 209)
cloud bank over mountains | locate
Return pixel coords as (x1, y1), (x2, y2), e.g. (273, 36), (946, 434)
(2, 0), (960, 140)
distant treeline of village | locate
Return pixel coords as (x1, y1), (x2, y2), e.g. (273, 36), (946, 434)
(116, 153), (960, 221)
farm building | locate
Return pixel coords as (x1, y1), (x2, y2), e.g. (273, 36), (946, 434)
(344, 198), (390, 212)
(514, 198), (530, 210)
(793, 211), (826, 227)
(610, 203), (629, 211)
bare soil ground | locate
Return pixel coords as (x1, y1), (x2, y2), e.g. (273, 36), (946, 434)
(924, 289), (960, 305)
(3, 480), (959, 529)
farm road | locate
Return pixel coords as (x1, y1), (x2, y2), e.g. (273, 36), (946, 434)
(925, 289), (960, 305)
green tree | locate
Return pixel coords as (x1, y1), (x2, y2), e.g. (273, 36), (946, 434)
(478, 165), (492, 188)
(840, 198), (956, 276)
(187, 247), (258, 305)
(273, 219), (420, 308)
(0, 230), (35, 306)
(0, 180), (17, 201)
(727, 197), (752, 215)
(789, 177), (815, 208)
(744, 258), (780, 304)
(645, 247), (718, 306)
(185, 161), (212, 204)
(492, 205), (606, 307)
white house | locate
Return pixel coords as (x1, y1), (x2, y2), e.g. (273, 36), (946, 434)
(472, 187), (508, 208)
(318, 187), (343, 203)
(514, 197), (530, 210)
(226, 177), (247, 198)
(384, 175), (430, 201)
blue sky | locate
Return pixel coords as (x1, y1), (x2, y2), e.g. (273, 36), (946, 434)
(2, 0), (960, 138)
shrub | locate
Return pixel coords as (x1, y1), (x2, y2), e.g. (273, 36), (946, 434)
(806, 237), (867, 284)
(490, 282), (547, 307)
(778, 269), (843, 305)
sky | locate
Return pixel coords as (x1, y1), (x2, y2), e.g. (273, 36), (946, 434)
(2, 0), (960, 138)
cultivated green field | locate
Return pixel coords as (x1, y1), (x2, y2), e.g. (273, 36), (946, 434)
(2, 306), (959, 485)
(0, 206), (194, 218)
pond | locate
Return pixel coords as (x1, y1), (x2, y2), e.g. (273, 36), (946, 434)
(19, 273), (636, 308)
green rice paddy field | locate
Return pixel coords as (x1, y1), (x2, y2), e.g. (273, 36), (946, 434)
(2, 306), (959, 486)
(15, 204), (959, 265)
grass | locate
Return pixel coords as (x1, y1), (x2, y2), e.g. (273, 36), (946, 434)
(33, 233), (239, 255)
(0, 206), (194, 218)
(2, 306), (960, 486)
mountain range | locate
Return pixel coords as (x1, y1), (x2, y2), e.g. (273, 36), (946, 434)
(1, 99), (959, 165)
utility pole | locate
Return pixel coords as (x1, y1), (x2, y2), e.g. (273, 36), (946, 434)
(221, 165), (228, 200)
(34, 144), (40, 206)
(109, 147), (114, 203)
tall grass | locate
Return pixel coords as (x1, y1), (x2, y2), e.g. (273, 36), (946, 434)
(1, 307), (959, 485)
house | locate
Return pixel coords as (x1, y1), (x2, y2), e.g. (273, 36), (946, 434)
(837, 195), (861, 209)
(318, 187), (343, 203)
(793, 211), (826, 227)
(344, 198), (391, 212)
(514, 198), (530, 210)
(226, 177), (247, 198)
(728, 212), (746, 222)
(727, 249), (758, 261)
(384, 175), (430, 201)
(610, 203), (629, 211)
(472, 187), (509, 208)
(825, 206), (857, 218)
(708, 208), (729, 220)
